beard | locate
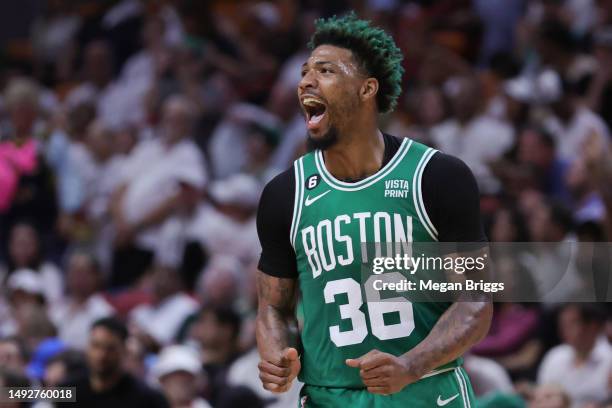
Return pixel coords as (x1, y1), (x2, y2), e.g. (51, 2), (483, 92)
(306, 125), (339, 151)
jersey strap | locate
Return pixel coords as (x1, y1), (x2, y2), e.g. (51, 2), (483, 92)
(290, 156), (305, 248)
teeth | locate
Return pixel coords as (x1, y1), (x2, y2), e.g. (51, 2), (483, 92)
(303, 97), (324, 107)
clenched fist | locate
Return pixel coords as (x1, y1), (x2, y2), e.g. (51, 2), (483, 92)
(346, 349), (419, 395)
(258, 347), (301, 393)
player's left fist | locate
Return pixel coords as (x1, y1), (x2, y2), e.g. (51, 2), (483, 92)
(346, 350), (419, 395)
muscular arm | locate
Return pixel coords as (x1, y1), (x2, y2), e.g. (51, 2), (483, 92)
(408, 152), (492, 375)
(255, 169), (301, 393)
(255, 271), (299, 361)
(255, 271), (301, 393)
(402, 286), (493, 379)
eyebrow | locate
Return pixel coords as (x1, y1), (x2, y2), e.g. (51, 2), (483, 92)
(302, 60), (336, 68)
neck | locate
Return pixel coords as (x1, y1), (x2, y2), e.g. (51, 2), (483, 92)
(90, 370), (123, 392)
(322, 125), (385, 181)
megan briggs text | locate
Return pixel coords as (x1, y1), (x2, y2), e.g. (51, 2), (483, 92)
(372, 278), (505, 293)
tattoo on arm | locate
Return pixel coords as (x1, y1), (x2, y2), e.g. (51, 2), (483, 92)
(256, 270), (299, 362)
(404, 247), (493, 376)
(406, 300), (492, 377)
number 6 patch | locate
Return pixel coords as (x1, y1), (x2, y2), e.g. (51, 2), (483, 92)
(305, 174), (320, 190)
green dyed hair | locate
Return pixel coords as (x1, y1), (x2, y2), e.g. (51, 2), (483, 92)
(308, 12), (404, 114)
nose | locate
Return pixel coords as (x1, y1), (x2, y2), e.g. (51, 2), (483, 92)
(298, 69), (317, 94)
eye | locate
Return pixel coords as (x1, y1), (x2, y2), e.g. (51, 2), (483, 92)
(321, 67), (333, 74)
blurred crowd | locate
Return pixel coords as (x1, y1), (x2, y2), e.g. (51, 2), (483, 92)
(0, 0), (611, 407)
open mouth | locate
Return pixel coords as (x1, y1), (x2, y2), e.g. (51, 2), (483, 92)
(301, 96), (328, 129)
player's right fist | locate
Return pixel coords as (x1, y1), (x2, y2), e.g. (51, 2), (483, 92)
(258, 347), (301, 393)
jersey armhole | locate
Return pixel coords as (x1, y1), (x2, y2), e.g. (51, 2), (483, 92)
(289, 157), (305, 248)
(413, 148), (439, 241)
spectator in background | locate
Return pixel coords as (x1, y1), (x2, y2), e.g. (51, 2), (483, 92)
(49, 251), (114, 350)
(208, 103), (281, 179)
(384, 85), (446, 145)
(538, 303), (612, 407)
(2, 269), (48, 337)
(196, 255), (243, 308)
(565, 156), (606, 224)
(44, 101), (97, 223)
(26, 337), (66, 382)
(58, 317), (168, 408)
(110, 94), (207, 287)
(0, 78), (57, 240)
(129, 265), (198, 350)
(0, 337), (27, 376)
(43, 349), (87, 387)
(64, 39), (115, 111)
(524, 199), (587, 304)
(464, 353), (514, 398)
(587, 25), (612, 130)
(0, 367), (31, 408)
(242, 123), (280, 182)
(471, 302), (541, 379)
(431, 74), (514, 193)
(152, 345), (212, 408)
(516, 126), (569, 201)
(529, 383), (572, 408)
(544, 71), (610, 162)
(187, 174), (261, 263)
(2, 221), (63, 305)
(188, 304), (242, 405)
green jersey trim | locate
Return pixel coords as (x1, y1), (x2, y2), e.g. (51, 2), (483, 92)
(314, 138), (412, 191)
(290, 157), (305, 247)
(455, 368), (472, 408)
(413, 147), (438, 241)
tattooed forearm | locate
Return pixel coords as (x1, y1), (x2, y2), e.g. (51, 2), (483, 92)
(256, 271), (299, 361)
(402, 300), (492, 377)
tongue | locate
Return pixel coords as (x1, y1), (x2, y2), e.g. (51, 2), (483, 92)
(308, 112), (325, 128)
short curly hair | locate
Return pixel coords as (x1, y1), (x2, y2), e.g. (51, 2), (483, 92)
(308, 12), (404, 114)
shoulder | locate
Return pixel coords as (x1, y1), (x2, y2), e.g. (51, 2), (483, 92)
(541, 344), (573, 368)
(538, 344), (573, 382)
(424, 151), (475, 183)
(260, 166), (296, 202)
(257, 166), (296, 232)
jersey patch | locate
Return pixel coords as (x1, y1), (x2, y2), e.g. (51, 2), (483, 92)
(305, 174), (321, 190)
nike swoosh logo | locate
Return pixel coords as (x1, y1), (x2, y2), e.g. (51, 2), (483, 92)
(305, 190), (331, 206)
(437, 394), (459, 406)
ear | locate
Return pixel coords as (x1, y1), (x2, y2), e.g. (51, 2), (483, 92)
(360, 78), (378, 103)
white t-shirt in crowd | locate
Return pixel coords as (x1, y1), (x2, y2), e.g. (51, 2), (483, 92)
(129, 293), (199, 346)
(464, 354), (514, 397)
(119, 137), (207, 250)
(186, 204), (260, 262)
(537, 336), (612, 408)
(545, 107), (610, 161)
(50, 294), (115, 350)
(431, 115), (514, 194)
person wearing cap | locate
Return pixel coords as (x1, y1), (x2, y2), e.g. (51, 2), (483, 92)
(1, 268), (48, 338)
(185, 174), (261, 262)
(153, 345), (211, 408)
(7, 268), (47, 307)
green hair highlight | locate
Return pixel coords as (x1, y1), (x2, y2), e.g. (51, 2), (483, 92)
(308, 11), (404, 114)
